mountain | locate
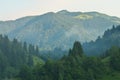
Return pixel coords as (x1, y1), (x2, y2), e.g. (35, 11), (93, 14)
(0, 10), (120, 50)
(83, 25), (120, 56)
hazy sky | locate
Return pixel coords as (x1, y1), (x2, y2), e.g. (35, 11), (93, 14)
(0, 0), (120, 20)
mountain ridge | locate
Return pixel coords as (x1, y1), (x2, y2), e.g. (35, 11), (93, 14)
(0, 10), (120, 50)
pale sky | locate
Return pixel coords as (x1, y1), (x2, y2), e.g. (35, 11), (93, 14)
(0, 0), (120, 21)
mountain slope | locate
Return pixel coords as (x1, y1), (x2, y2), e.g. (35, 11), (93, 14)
(0, 16), (34, 34)
(83, 25), (120, 55)
(0, 10), (120, 50)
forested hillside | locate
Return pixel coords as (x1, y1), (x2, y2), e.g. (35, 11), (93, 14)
(0, 35), (44, 80)
(17, 41), (120, 80)
(83, 25), (120, 56)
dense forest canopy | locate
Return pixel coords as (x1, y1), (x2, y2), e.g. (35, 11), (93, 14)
(0, 35), (43, 80)
(17, 41), (120, 80)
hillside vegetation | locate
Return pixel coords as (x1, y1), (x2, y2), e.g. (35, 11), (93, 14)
(83, 25), (120, 56)
(17, 41), (120, 80)
(0, 35), (44, 80)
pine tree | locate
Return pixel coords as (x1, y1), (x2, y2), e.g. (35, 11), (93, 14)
(70, 41), (83, 57)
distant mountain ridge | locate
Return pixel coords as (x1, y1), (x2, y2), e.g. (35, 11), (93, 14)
(0, 10), (120, 50)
